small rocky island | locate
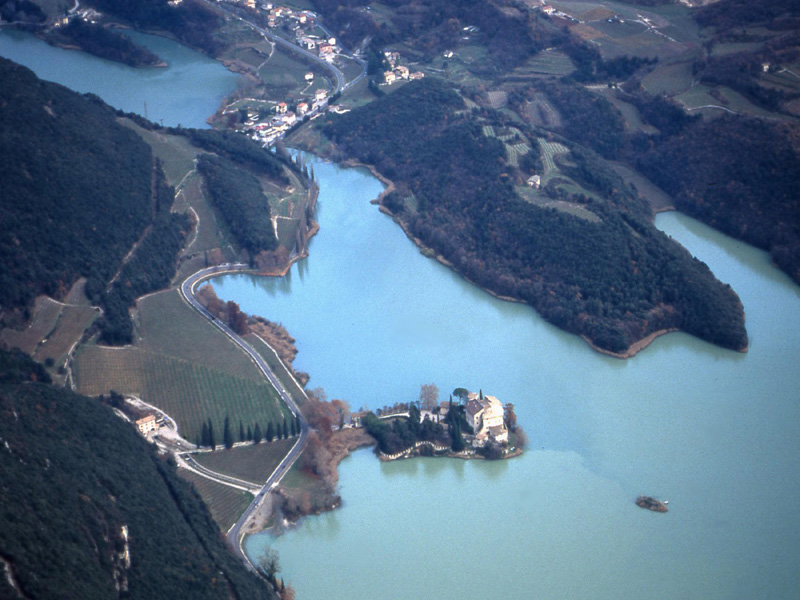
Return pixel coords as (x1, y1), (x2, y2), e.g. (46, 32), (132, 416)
(358, 388), (527, 461)
(636, 496), (668, 513)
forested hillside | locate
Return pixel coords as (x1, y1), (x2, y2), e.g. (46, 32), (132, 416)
(0, 349), (276, 600)
(323, 80), (748, 354)
(637, 116), (800, 284)
(0, 57), (154, 314)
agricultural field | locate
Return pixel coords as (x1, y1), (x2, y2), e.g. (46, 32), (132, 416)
(193, 438), (298, 486)
(33, 304), (98, 365)
(505, 141), (531, 167)
(245, 333), (307, 408)
(135, 289), (263, 382)
(0, 297), (63, 355)
(74, 345), (290, 442)
(592, 87), (655, 133)
(507, 50), (575, 80)
(610, 162), (674, 214)
(178, 469), (253, 532)
(177, 176), (224, 256)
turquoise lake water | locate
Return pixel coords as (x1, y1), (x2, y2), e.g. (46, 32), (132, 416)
(3, 29), (799, 600)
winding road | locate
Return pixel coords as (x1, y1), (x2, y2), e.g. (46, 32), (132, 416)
(180, 264), (309, 571)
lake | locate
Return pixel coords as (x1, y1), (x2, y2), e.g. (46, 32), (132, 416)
(3, 28), (799, 600)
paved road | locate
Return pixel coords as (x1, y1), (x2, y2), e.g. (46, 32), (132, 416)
(180, 264), (309, 571)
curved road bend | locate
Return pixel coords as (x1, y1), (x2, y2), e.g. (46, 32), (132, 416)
(180, 264), (310, 570)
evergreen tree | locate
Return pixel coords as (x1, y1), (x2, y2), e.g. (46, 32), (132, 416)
(295, 413), (302, 435)
(201, 422), (209, 447)
(253, 423), (262, 444)
(208, 419), (216, 450)
(451, 420), (465, 452)
(223, 415), (233, 449)
(290, 417), (297, 437)
(266, 421), (275, 442)
(247, 425), (253, 441)
(283, 416), (289, 439)
(239, 420), (245, 442)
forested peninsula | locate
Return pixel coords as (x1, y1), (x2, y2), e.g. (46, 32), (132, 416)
(321, 80), (748, 355)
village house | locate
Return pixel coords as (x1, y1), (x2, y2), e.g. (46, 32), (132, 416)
(527, 175), (541, 188)
(304, 72), (315, 82)
(314, 88), (328, 102)
(276, 102), (288, 114)
(282, 111), (297, 126)
(136, 415), (157, 435)
(542, 5), (556, 15)
(384, 70), (396, 84)
(409, 72), (425, 80)
(395, 65), (410, 80)
(465, 393), (508, 444)
(296, 102), (309, 116)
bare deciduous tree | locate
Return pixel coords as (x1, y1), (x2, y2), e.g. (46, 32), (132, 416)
(419, 383), (439, 411)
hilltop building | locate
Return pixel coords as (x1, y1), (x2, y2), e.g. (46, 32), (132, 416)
(465, 393), (508, 444)
(136, 415), (157, 435)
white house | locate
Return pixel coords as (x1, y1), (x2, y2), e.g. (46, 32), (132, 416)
(136, 415), (157, 435)
(527, 175), (541, 188)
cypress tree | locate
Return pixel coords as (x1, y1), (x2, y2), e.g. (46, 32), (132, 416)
(253, 423), (262, 444)
(224, 415), (233, 449)
(283, 416), (289, 439)
(290, 417), (297, 437)
(247, 425), (253, 441)
(201, 422), (209, 447)
(239, 420), (245, 442)
(208, 419), (216, 451)
(266, 421), (274, 442)
(295, 413), (302, 434)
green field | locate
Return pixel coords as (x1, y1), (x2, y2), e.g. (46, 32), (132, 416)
(119, 119), (198, 186)
(505, 142), (531, 167)
(136, 289), (263, 382)
(34, 304), (98, 365)
(176, 176), (225, 255)
(516, 50), (575, 77)
(74, 345), (290, 442)
(642, 60), (695, 96)
(178, 469), (253, 531)
(194, 438), (298, 485)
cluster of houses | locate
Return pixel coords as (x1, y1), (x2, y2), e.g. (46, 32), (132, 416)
(53, 7), (101, 27)
(241, 87), (332, 146)
(382, 51), (425, 85)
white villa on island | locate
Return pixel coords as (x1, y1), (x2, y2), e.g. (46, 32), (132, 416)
(465, 393), (508, 444)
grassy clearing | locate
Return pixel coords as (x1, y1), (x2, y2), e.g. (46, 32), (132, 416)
(610, 162), (674, 213)
(74, 345), (288, 442)
(511, 50), (575, 78)
(34, 305), (98, 365)
(178, 176), (224, 255)
(178, 469), (252, 532)
(516, 185), (602, 223)
(118, 119), (198, 186)
(0, 297), (63, 355)
(63, 278), (91, 306)
(642, 60), (695, 96)
(258, 48), (321, 98)
(525, 94), (563, 128)
(276, 217), (300, 249)
(193, 438), (297, 485)
(244, 333), (307, 408)
(593, 88), (652, 133)
(136, 289), (263, 382)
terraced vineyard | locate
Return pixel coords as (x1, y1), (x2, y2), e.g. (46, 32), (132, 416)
(194, 438), (298, 485)
(178, 469), (253, 531)
(506, 142), (531, 167)
(538, 138), (570, 174)
(74, 345), (290, 442)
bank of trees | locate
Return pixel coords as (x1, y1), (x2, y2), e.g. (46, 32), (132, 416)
(197, 154), (279, 259)
(47, 19), (163, 67)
